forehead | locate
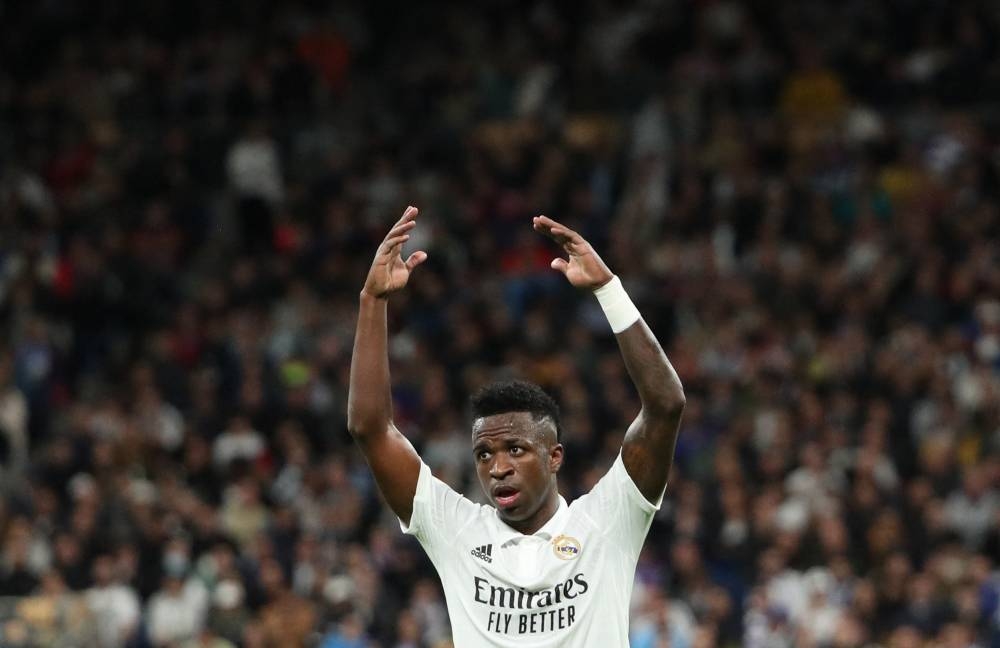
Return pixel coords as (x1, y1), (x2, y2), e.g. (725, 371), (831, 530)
(472, 411), (547, 443)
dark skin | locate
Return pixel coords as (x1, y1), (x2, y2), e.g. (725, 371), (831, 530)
(348, 208), (684, 533)
(471, 412), (563, 533)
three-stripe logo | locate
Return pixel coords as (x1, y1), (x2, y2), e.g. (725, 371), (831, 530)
(471, 544), (493, 563)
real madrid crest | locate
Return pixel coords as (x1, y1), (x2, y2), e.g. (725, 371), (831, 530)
(551, 534), (582, 560)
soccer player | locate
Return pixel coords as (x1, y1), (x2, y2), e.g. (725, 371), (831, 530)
(348, 206), (685, 646)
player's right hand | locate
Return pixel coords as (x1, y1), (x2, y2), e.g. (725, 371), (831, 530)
(362, 206), (428, 298)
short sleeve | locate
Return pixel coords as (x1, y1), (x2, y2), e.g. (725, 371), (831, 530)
(399, 461), (481, 562)
(574, 453), (663, 561)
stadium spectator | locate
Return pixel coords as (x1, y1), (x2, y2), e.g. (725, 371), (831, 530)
(0, 0), (999, 645)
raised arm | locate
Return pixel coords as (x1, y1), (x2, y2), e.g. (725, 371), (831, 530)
(348, 206), (428, 525)
(533, 215), (685, 502)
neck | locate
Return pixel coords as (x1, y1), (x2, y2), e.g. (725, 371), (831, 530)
(505, 488), (560, 535)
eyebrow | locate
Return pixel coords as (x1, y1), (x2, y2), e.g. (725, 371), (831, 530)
(472, 434), (530, 451)
(473, 428), (518, 440)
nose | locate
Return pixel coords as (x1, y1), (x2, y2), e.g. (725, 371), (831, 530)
(490, 455), (514, 480)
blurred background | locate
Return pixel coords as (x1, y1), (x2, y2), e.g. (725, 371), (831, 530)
(1, 0), (1000, 646)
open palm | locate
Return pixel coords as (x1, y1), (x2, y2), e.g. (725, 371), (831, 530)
(364, 206), (428, 298)
(533, 215), (614, 290)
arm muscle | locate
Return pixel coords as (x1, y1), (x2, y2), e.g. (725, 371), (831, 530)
(348, 292), (421, 524)
(616, 318), (685, 502)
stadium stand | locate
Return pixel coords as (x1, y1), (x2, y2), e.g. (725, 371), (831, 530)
(1, 1), (999, 646)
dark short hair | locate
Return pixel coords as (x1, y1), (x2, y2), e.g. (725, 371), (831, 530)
(471, 380), (561, 442)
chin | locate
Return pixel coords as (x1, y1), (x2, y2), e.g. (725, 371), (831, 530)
(497, 502), (533, 522)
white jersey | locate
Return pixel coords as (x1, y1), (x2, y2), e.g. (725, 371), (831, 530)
(400, 453), (663, 647)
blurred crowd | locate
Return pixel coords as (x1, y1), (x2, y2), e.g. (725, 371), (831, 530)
(2, 0), (1000, 646)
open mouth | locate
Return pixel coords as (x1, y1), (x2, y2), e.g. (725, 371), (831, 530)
(493, 486), (521, 509)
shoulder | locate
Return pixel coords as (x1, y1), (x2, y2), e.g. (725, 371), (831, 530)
(567, 453), (662, 521)
(407, 461), (496, 535)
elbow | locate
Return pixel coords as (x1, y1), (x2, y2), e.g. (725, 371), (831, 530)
(346, 391), (369, 438)
(647, 385), (686, 419)
(346, 408), (374, 440)
(667, 390), (686, 417)
(346, 404), (389, 441)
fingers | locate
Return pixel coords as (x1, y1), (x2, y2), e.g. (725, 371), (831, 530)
(380, 205), (420, 253)
(380, 233), (410, 253)
(396, 205), (419, 226)
(532, 215), (557, 237)
(387, 206), (419, 238)
(533, 216), (571, 276)
(533, 215), (583, 245)
(534, 214), (565, 230)
(405, 251), (428, 271)
(386, 219), (417, 240)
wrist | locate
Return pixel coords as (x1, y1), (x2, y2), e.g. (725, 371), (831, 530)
(592, 273), (615, 290)
(593, 275), (641, 334)
(360, 288), (388, 302)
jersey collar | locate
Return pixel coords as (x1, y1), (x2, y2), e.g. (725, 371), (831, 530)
(495, 495), (569, 547)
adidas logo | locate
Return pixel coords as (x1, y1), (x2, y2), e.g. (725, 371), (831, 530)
(471, 544), (493, 563)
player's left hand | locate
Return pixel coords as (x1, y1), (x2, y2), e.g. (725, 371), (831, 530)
(533, 215), (614, 290)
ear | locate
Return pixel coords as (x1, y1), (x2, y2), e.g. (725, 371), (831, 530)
(549, 444), (564, 473)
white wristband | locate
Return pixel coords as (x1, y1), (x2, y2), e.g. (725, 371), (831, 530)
(593, 275), (640, 334)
